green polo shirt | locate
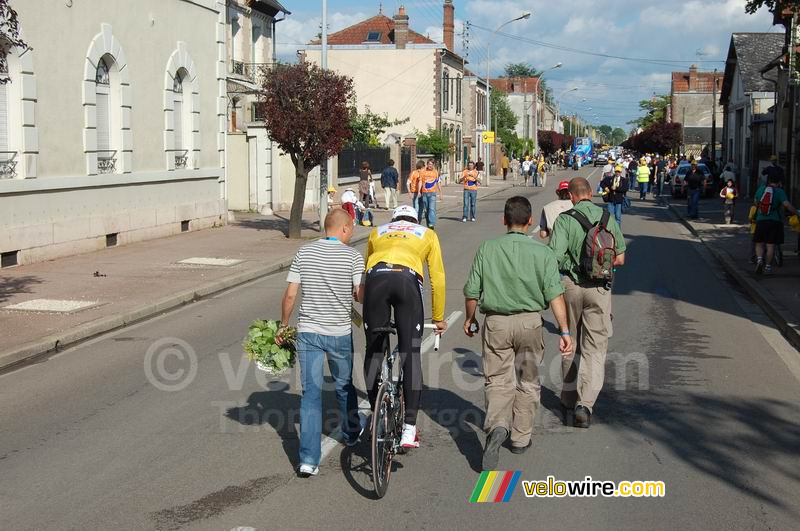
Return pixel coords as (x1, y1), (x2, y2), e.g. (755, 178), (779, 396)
(549, 200), (627, 284)
(463, 232), (564, 314)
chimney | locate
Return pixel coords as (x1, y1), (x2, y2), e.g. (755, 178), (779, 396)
(443, 0), (455, 51)
(688, 64), (698, 91)
(394, 6), (409, 49)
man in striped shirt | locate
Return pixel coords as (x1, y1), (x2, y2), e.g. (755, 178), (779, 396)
(280, 209), (365, 477)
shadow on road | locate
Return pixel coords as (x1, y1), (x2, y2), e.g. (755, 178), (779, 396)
(0, 275), (43, 303)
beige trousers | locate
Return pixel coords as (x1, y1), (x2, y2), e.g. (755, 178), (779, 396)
(560, 276), (613, 413)
(383, 187), (398, 209)
(482, 312), (545, 447)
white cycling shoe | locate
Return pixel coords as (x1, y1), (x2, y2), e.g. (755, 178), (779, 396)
(400, 423), (419, 449)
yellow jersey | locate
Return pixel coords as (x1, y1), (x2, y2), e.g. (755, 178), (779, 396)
(366, 221), (446, 321)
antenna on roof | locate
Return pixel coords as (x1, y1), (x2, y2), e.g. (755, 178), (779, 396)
(379, 2), (382, 15)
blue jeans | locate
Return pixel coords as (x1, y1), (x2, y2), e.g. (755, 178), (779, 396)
(639, 181), (649, 199)
(607, 202), (623, 227)
(688, 189), (700, 218)
(297, 332), (359, 467)
(419, 193), (437, 227)
(532, 170), (540, 187)
(462, 189), (477, 220)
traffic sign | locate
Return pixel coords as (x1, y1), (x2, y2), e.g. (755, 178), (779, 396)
(481, 131), (495, 143)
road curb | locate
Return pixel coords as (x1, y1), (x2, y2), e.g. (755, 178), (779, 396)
(0, 182), (519, 372)
(664, 201), (800, 351)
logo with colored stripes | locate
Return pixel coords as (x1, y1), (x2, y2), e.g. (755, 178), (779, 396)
(469, 471), (521, 503)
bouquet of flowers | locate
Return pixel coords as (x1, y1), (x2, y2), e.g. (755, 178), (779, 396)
(243, 320), (297, 375)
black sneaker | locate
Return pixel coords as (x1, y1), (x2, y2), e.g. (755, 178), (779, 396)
(755, 260), (765, 275)
(510, 440), (532, 455)
(482, 427), (509, 471)
(574, 405), (591, 428)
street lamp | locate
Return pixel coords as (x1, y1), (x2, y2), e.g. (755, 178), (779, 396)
(534, 62), (562, 140)
(485, 11), (531, 186)
(556, 87), (578, 135)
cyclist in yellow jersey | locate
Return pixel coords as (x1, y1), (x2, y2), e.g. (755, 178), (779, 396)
(363, 205), (447, 449)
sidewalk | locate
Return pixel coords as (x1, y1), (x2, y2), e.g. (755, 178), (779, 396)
(0, 180), (515, 370)
(664, 195), (800, 350)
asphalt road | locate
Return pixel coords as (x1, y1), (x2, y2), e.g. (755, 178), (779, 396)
(2, 166), (799, 530)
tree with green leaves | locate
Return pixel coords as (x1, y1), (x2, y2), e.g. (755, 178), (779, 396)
(628, 94), (671, 129)
(416, 128), (451, 164)
(611, 128), (627, 146)
(744, 0), (778, 14)
(503, 63), (538, 77)
(348, 106), (409, 146)
(0, 0), (26, 84)
(490, 89), (518, 136)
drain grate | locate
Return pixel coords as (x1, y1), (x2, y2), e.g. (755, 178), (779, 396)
(4, 298), (102, 313)
(177, 257), (243, 267)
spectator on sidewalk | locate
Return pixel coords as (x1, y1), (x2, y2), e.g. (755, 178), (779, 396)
(381, 159), (399, 210)
(463, 196), (571, 471)
(522, 156), (532, 186)
(538, 154), (548, 188)
(475, 158), (485, 174)
(280, 208), (365, 477)
(549, 178), (626, 429)
(460, 161), (481, 223)
(600, 166), (629, 227)
(358, 161), (371, 205)
(686, 160), (704, 219)
(418, 160), (441, 229)
(719, 178), (738, 225)
(539, 180), (573, 240)
(407, 160), (425, 214)
(754, 174), (798, 275)
(340, 188), (358, 222)
(501, 152), (510, 181)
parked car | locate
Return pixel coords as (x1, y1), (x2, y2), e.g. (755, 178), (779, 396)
(671, 163), (714, 198)
(594, 152), (609, 166)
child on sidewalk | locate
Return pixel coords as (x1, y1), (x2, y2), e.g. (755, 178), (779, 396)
(719, 179), (738, 224)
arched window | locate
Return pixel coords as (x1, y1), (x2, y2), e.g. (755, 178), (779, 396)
(173, 69), (189, 169)
(442, 69), (449, 113)
(456, 127), (462, 162)
(95, 56), (115, 174)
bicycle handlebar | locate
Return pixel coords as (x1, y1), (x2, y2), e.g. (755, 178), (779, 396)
(423, 323), (443, 352)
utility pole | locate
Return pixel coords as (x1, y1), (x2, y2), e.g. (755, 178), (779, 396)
(319, 0), (330, 227)
(711, 68), (717, 168)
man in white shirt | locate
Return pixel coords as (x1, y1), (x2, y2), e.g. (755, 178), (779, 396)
(539, 181), (574, 240)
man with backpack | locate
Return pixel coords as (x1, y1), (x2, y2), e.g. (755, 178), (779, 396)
(753, 174), (798, 275)
(549, 178), (626, 429)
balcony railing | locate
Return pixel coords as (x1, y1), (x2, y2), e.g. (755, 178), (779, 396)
(174, 150), (189, 170)
(229, 61), (275, 83)
(0, 151), (17, 179)
(97, 151), (117, 174)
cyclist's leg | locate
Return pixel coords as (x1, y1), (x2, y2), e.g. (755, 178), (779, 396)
(363, 270), (393, 409)
(393, 274), (425, 426)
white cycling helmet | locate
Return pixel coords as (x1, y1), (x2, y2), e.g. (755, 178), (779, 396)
(392, 205), (418, 222)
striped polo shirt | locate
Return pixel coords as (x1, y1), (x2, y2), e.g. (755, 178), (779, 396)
(286, 238), (364, 336)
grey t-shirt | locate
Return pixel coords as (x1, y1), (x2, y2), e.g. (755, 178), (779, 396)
(286, 239), (364, 336)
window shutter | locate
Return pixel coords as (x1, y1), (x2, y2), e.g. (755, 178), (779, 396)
(174, 97), (183, 151)
(96, 91), (110, 152)
(0, 83), (8, 153)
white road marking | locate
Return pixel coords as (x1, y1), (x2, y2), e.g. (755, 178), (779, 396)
(3, 299), (101, 313)
(177, 257), (243, 267)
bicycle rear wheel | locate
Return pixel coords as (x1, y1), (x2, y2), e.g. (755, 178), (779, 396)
(371, 381), (394, 498)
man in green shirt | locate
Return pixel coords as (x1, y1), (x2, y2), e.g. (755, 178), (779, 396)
(464, 196), (572, 471)
(549, 178), (626, 429)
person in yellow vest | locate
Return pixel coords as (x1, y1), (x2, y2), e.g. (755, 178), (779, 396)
(636, 158), (651, 200)
(407, 160), (425, 216)
(537, 154), (547, 188)
(459, 161), (481, 222)
(418, 160), (442, 229)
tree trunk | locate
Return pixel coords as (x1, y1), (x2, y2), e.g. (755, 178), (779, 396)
(288, 162), (308, 239)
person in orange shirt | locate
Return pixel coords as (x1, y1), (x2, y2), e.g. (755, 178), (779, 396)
(407, 160), (425, 216)
(459, 161), (481, 222)
(418, 160), (441, 229)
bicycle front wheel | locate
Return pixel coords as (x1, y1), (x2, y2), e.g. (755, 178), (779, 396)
(371, 381), (395, 498)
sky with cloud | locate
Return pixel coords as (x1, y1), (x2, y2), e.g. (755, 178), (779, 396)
(277, 0), (780, 129)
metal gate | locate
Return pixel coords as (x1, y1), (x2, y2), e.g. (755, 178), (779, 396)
(400, 146), (412, 193)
